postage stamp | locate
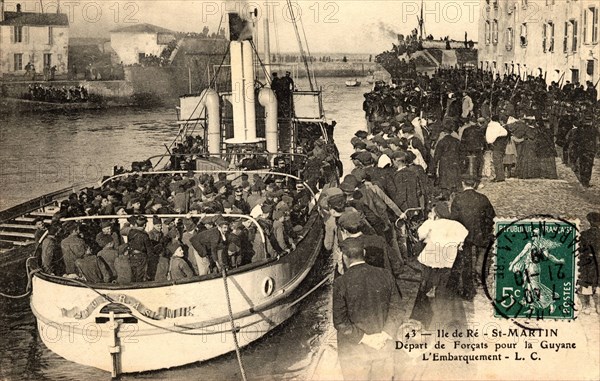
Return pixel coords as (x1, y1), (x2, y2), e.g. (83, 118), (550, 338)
(492, 218), (578, 321)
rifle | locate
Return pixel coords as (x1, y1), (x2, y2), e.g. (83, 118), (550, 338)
(557, 72), (566, 89)
(510, 76), (520, 101)
(489, 77), (495, 115)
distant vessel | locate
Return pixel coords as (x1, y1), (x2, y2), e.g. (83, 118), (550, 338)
(345, 79), (361, 87)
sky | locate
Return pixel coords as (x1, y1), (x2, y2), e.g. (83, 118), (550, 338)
(5, 0), (482, 53)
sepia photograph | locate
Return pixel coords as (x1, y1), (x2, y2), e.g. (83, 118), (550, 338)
(0, 0), (598, 380)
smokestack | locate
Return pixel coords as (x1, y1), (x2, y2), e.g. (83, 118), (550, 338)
(1, 0), (4, 22)
(226, 13), (262, 145)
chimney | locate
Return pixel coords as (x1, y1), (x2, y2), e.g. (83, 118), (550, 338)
(226, 12), (262, 145)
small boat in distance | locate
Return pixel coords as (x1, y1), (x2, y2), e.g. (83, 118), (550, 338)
(345, 79), (361, 87)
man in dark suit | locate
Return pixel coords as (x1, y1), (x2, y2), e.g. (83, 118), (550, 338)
(333, 239), (402, 380)
(382, 150), (423, 212)
(190, 215), (229, 273)
(450, 177), (496, 300)
(460, 117), (487, 181)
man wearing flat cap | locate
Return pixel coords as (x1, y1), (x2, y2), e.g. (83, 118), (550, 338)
(96, 220), (120, 249)
(61, 222), (86, 275)
(125, 215), (153, 282)
(190, 215), (229, 273)
(404, 120), (428, 158)
(333, 238), (401, 380)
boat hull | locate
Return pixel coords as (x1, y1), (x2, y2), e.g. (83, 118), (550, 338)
(32, 294), (299, 373)
(30, 215), (325, 373)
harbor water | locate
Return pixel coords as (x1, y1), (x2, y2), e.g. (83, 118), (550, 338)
(0, 77), (366, 380)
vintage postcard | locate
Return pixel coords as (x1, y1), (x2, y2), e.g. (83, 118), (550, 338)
(0, 1), (598, 380)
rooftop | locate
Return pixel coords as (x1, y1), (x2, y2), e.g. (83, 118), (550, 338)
(0, 11), (69, 26)
(111, 23), (175, 35)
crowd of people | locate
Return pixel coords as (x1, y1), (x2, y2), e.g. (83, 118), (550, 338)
(330, 67), (599, 378)
(34, 133), (340, 285)
(363, 68), (598, 187)
(23, 83), (89, 103)
(331, 122), (599, 379)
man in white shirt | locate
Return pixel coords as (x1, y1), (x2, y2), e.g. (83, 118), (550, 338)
(485, 115), (509, 182)
(462, 91), (474, 119)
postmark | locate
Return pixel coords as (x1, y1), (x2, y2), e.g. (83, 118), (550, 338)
(488, 217), (578, 322)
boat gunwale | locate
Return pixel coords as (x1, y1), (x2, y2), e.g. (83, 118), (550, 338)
(31, 210), (321, 291)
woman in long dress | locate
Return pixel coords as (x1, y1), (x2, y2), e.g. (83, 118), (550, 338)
(510, 119), (540, 179)
(508, 230), (565, 313)
(534, 119), (558, 179)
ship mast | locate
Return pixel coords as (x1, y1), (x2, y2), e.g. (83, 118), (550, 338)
(418, 0), (424, 40)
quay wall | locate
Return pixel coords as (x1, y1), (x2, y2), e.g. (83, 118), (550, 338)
(293, 62), (382, 78)
(0, 62), (390, 112)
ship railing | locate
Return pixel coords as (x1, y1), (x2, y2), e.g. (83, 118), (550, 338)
(100, 170), (317, 208)
(145, 152), (309, 171)
(0, 180), (95, 224)
(59, 213), (267, 247)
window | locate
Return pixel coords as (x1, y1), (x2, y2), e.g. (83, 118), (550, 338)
(594, 7), (599, 43)
(571, 20), (578, 52)
(138, 53), (146, 63)
(13, 26), (23, 43)
(584, 7), (599, 44)
(492, 20), (499, 45)
(14, 53), (23, 71)
(48, 27), (53, 45)
(520, 23), (528, 46)
(43, 53), (52, 68)
(485, 21), (491, 45)
(543, 24), (547, 52)
(564, 22), (569, 52)
(548, 22), (555, 52)
(506, 28), (514, 50)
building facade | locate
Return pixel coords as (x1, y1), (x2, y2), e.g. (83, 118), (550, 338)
(0, 2), (69, 76)
(110, 24), (176, 66)
(479, 0), (599, 94)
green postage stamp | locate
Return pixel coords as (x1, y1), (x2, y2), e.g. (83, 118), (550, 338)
(493, 218), (577, 320)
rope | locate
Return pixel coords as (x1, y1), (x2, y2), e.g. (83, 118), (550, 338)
(222, 268), (248, 381)
(297, 8), (317, 89)
(286, 0), (314, 91)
